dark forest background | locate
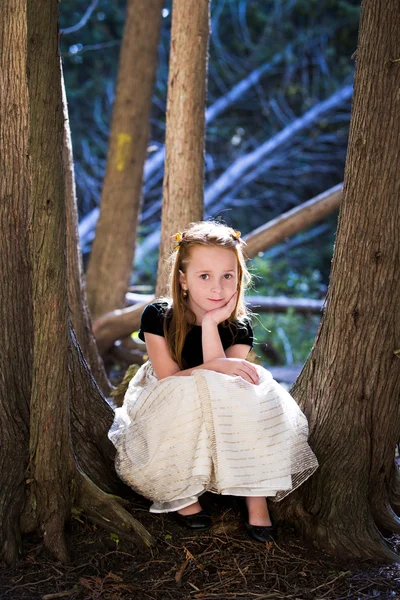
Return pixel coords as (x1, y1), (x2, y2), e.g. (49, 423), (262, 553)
(59, 0), (360, 366)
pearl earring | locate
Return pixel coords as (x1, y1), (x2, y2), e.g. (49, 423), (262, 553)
(182, 289), (188, 298)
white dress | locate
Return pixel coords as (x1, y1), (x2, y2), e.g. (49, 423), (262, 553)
(108, 362), (318, 513)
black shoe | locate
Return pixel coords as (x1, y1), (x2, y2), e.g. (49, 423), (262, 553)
(173, 510), (212, 530)
(245, 522), (276, 543)
(236, 498), (276, 543)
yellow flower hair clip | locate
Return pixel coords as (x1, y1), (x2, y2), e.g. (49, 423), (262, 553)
(231, 230), (242, 243)
(174, 231), (187, 251)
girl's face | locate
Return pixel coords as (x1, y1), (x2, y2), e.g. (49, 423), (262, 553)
(179, 245), (239, 324)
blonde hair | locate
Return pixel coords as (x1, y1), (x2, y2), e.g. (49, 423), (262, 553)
(161, 221), (252, 369)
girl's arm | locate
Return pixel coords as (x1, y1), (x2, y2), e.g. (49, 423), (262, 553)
(144, 332), (217, 379)
(201, 291), (238, 362)
(201, 292), (253, 363)
(201, 321), (254, 361)
(201, 319), (226, 362)
(144, 332), (259, 383)
(225, 344), (252, 360)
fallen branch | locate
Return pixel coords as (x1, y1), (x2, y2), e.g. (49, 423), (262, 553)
(135, 88), (351, 261)
(61, 0), (99, 35)
(243, 183), (342, 258)
(205, 86), (352, 210)
(93, 300), (153, 356)
(79, 54), (286, 249)
(143, 52), (285, 183)
(249, 296), (323, 313)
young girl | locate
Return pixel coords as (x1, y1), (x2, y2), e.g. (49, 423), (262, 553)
(108, 221), (318, 542)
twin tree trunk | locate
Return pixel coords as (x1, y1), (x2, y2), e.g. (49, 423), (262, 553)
(0, 0), (153, 565)
(275, 0), (400, 561)
(86, 0), (164, 320)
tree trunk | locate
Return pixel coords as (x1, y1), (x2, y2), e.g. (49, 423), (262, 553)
(0, 0), (154, 565)
(0, 0), (32, 566)
(62, 67), (111, 396)
(275, 0), (400, 562)
(24, 0), (77, 563)
(156, 0), (210, 296)
(86, 0), (163, 319)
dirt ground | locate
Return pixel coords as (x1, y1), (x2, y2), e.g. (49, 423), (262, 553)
(1, 494), (400, 600)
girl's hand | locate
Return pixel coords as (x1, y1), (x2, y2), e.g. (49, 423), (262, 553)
(213, 357), (260, 385)
(202, 292), (237, 326)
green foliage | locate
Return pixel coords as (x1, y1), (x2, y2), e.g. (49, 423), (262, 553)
(249, 251), (327, 366)
(253, 309), (321, 366)
(109, 532), (120, 548)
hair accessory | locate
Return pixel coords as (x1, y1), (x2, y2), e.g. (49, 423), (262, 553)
(174, 231), (187, 251)
(231, 230), (242, 243)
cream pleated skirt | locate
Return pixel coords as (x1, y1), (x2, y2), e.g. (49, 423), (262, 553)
(108, 362), (318, 513)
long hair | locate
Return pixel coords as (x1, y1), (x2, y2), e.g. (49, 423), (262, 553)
(161, 221), (252, 369)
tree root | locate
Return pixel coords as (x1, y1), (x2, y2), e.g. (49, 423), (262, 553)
(42, 512), (69, 564)
(389, 463), (400, 514)
(273, 491), (399, 564)
(369, 461), (400, 533)
(295, 515), (397, 563)
(373, 502), (400, 535)
(0, 524), (21, 567)
(77, 471), (154, 550)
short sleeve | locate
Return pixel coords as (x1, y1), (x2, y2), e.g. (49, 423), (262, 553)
(232, 318), (254, 348)
(138, 302), (168, 342)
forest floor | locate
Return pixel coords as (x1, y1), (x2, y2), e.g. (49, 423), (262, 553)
(1, 494), (400, 600)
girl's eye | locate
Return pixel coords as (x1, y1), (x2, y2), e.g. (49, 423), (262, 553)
(224, 274), (233, 279)
(200, 274), (209, 280)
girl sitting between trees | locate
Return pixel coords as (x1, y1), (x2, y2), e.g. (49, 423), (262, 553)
(108, 221), (318, 543)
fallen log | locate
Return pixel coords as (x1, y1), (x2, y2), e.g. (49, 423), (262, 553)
(243, 183), (342, 258)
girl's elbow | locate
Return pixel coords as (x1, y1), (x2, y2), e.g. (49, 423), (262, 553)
(155, 369), (181, 380)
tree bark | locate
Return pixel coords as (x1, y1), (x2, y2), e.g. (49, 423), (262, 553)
(275, 0), (400, 562)
(156, 0), (210, 296)
(0, 0), (32, 566)
(62, 67), (111, 396)
(0, 1), (154, 564)
(243, 184), (342, 258)
(86, 0), (163, 319)
(24, 0), (76, 563)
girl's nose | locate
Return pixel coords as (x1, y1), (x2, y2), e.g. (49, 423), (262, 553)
(211, 280), (222, 292)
